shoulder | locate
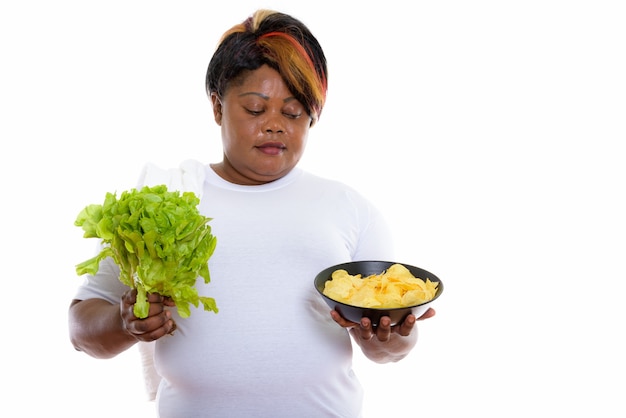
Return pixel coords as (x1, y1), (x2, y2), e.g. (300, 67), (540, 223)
(296, 169), (381, 214)
(298, 169), (358, 193)
(300, 170), (367, 196)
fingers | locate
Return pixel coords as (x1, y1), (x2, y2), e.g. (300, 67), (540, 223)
(330, 310), (358, 328)
(360, 315), (415, 342)
(395, 314), (416, 337)
(332, 311), (423, 342)
(121, 290), (177, 342)
(127, 309), (175, 340)
(354, 317), (393, 342)
(417, 307), (436, 321)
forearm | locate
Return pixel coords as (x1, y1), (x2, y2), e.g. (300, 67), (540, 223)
(68, 299), (137, 359)
(350, 328), (418, 363)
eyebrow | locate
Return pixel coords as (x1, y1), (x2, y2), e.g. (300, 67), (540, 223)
(238, 92), (296, 103)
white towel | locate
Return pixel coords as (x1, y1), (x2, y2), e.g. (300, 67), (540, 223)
(137, 159), (207, 198)
(135, 159), (206, 401)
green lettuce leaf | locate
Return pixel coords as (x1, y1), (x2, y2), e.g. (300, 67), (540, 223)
(75, 185), (218, 318)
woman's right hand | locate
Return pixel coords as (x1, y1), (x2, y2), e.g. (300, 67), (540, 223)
(120, 289), (177, 342)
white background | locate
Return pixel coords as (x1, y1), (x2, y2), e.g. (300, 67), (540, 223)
(1, 1), (625, 417)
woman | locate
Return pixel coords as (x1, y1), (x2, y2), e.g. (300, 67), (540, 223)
(69, 9), (435, 417)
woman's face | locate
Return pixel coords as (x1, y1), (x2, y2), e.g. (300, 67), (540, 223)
(211, 64), (312, 185)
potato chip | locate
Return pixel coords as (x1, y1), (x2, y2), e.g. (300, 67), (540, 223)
(323, 263), (439, 308)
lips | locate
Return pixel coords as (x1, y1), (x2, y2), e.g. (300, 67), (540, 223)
(256, 141), (286, 155)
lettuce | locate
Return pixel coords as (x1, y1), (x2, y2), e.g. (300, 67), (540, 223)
(75, 185), (218, 318)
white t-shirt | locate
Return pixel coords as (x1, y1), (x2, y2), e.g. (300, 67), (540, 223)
(74, 162), (395, 418)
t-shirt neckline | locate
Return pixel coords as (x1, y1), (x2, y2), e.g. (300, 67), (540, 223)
(204, 165), (303, 192)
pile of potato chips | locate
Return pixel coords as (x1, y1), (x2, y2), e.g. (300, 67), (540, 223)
(323, 263), (439, 308)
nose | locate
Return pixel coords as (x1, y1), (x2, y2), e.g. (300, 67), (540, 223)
(263, 111), (284, 133)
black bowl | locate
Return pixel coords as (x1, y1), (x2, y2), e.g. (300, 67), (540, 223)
(314, 260), (443, 326)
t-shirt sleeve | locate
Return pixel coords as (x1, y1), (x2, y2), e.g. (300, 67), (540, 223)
(348, 190), (396, 261)
(73, 251), (129, 303)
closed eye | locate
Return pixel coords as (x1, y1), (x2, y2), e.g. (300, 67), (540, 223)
(245, 108), (263, 116)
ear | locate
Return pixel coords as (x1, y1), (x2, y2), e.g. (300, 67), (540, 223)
(210, 92), (223, 125)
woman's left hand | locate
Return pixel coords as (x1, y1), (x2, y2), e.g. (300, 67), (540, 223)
(330, 307), (436, 342)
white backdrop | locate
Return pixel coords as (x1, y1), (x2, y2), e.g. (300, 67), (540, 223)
(1, 1), (625, 417)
